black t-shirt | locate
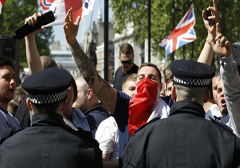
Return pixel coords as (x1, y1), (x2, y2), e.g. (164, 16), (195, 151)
(113, 64), (139, 91)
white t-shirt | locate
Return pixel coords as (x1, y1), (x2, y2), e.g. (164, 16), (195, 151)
(205, 104), (221, 120)
(95, 116), (119, 160)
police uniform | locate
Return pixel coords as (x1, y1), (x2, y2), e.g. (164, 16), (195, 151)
(0, 68), (103, 168)
(121, 60), (240, 168)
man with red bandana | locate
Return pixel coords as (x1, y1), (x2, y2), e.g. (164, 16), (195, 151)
(0, 56), (21, 138)
(63, 8), (170, 167)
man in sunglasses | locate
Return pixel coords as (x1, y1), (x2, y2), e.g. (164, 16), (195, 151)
(113, 44), (139, 91)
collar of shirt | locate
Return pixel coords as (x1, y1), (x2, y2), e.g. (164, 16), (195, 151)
(170, 100), (205, 118)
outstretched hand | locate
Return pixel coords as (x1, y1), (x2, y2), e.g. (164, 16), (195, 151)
(210, 23), (232, 57)
(25, 12), (45, 36)
(64, 8), (81, 45)
(202, 0), (220, 43)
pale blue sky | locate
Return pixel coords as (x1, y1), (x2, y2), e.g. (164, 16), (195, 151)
(51, 0), (113, 47)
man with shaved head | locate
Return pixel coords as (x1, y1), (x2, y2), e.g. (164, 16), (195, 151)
(73, 75), (110, 136)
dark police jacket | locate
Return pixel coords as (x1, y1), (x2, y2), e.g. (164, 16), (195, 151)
(0, 112), (103, 168)
(121, 100), (240, 168)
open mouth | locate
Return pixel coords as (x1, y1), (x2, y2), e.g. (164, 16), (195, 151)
(8, 88), (15, 93)
(221, 99), (226, 107)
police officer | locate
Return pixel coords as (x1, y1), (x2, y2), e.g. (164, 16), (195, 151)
(0, 68), (103, 168)
(121, 60), (240, 168)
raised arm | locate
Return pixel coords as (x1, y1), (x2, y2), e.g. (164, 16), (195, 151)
(25, 13), (45, 75)
(198, 0), (219, 65)
(64, 8), (117, 114)
(211, 26), (240, 138)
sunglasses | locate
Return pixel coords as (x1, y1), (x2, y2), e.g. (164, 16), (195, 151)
(121, 60), (133, 65)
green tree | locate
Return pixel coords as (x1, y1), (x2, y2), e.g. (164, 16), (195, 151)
(0, 0), (54, 67)
(110, 0), (240, 68)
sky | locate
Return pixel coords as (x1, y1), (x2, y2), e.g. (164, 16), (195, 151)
(51, 0), (113, 48)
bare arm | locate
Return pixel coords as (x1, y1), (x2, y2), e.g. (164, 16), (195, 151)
(198, 0), (219, 65)
(64, 8), (117, 114)
(25, 13), (44, 75)
(102, 154), (111, 161)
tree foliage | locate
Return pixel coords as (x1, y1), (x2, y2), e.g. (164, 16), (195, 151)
(110, 0), (240, 67)
(0, 0), (54, 67)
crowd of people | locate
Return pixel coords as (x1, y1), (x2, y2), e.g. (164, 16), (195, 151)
(0, 0), (240, 167)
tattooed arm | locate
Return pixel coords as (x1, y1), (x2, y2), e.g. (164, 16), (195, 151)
(64, 8), (117, 114)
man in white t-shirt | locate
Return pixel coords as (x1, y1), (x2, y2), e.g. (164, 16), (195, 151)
(205, 73), (221, 120)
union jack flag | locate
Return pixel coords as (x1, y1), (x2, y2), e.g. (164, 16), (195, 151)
(0, 0), (4, 14)
(39, 0), (95, 26)
(159, 4), (196, 61)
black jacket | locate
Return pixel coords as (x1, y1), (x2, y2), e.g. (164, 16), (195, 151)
(121, 100), (240, 168)
(0, 112), (103, 168)
(113, 64), (139, 91)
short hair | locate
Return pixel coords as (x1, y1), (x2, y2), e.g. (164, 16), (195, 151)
(166, 72), (174, 85)
(138, 62), (162, 82)
(0, 56), (15, 69)
(119, 43), (134, 56)
(122, 73), (137, 90)
(62, 69), (77, 103)
(31, 100), (62, 114)
(75, 75), (90, 94)
(7, 101), (18, 116)
(40, 56), (58, 70)
(13, 86), (27, 104)
(174, 84), (208, 103)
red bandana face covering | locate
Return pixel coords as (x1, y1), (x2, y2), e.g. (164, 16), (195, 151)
(128, 77), (159, 137)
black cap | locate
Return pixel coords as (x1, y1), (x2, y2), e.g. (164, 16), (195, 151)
(170, 59), (215, 87)
(22, 68), (72, 104)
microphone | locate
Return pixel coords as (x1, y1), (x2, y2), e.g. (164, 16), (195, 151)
(13, 11), (55, 40)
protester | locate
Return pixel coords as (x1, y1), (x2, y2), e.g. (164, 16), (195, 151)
(121, 59), (240, 168)
(0, 56), (21, 138)
(121, 73), (137, 97)
(95, 115), (119, 168)
(0, 68), (103, 168)
(13, 86), (27, 106)
(204, 72), (221, 119)
(64, 8), (170, 164)
(95, 73), (138, 167)
(113, 43), (139, 91)
(164, 72), (174, 97)
(14, 12), (89, 131)
(72, 75), (110, 135)
(7, 100), (18, 116)
(7, 86), (26, 117)
(197, 0), (240, 138)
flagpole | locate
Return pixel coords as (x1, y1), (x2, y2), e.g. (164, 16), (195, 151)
(183, 1), (185, 60)
(148, 0), (151, 62)
(104, 0), (109, 81)
(172, 0), (182, 61)
(172, 0), (175, 62)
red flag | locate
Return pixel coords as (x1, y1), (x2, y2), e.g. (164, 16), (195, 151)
(0, 0), (4, 14)
(39, 0), (95, 26)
